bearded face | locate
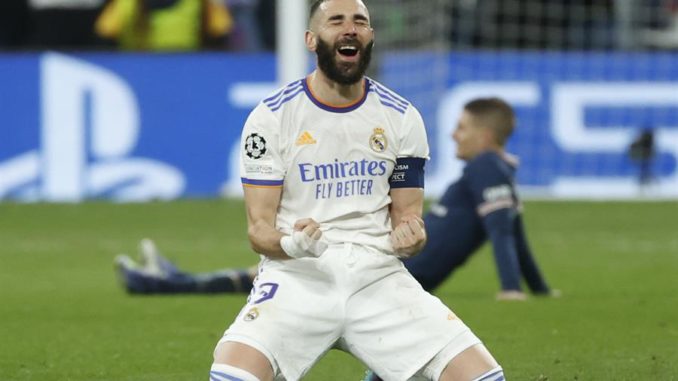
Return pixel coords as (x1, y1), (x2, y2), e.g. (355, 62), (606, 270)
(315, 36), (373, 85)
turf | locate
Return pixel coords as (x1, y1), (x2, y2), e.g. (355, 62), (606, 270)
(1, 200), (676, 380)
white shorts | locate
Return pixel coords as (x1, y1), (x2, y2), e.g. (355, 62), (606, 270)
(216, 243), (481, 381)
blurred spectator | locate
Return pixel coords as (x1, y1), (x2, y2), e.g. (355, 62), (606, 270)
(0, 0), (31, 49)
(628, 129), (656, 186)
(95, 0), (233, 51)
(27, 0), (109, 49)
(227, 0), (262, 51)
(636, 0), (678, 49)
(449, 0), (616, 50)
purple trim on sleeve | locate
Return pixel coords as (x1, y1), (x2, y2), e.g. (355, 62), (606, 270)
(241, 178), (284, 187)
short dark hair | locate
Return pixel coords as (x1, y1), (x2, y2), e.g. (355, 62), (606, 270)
(309, 0), (329, 23)
(310, 0), (368, 22)
(464, 97), (515, 146)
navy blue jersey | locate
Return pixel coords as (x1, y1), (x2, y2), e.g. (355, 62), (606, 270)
(404, 151), (550, 293)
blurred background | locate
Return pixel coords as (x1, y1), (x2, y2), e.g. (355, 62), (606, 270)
(2, 2), (678, 380)
(1, 0), (678, 201)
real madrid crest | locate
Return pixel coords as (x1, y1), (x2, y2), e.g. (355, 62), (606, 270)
(244, 307), (259, 322)
(369, 127), (387, 153)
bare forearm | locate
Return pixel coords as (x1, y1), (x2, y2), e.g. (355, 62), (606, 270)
(389, 188), (424, 222)
(247, 219), (288, 259)
(389, 187), (427, 257)
(243, 186), (289, 259)
(242, 186), (326, 260)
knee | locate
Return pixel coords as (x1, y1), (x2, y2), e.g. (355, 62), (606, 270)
(468, 366), (504, 381)
(212, 341), (274, 381)
(210, 363), (262, 381)
(439, 344), (500, 381)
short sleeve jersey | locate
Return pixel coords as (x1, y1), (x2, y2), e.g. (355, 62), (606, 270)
(422, 151), (521, 262)
(240, 77), (429, 253)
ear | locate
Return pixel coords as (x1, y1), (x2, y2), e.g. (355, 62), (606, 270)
(482, 128), (500, 148)
(483, 128), (494, 142)
(305, 30), (317, 52)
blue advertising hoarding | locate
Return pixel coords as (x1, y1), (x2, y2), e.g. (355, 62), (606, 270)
(1, 52), (677, 201)
(380, 52), (678, 198)
(1, 52), (275, 201)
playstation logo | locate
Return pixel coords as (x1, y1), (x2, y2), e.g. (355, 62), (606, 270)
(0, 53), (184, 202)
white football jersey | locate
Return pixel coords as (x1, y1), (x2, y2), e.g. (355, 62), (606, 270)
(240, 77), (429, 253)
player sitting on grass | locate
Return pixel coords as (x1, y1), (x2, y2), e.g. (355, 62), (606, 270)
(116, 97), (556, 301)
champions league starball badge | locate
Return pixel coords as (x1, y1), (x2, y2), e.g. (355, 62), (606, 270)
(245, 133), (267, 159)
(369, 127), (387, 153)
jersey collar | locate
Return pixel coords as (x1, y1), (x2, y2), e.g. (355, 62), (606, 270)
(302, 77), (370, 113)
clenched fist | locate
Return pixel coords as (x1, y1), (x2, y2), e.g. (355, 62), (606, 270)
(390, 214), (426, 258)
(280, 218), (328, 259)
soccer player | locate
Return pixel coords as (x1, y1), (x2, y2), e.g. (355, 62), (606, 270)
(115, 239), (256, 294)
(117, 97), (555, 301)
(408, 97), (553, 301)
(208, 0), (503, 380)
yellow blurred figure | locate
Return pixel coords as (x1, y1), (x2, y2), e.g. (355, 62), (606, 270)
(96, 0), (233, 51)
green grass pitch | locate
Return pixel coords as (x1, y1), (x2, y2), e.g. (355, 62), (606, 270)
(1, 200), (677, 380)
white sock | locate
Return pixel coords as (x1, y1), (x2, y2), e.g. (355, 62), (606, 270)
(210, 363), (261, 381)
(471, 366), (504, 381)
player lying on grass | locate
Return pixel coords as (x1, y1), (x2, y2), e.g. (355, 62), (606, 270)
(116, 97), (555, 301)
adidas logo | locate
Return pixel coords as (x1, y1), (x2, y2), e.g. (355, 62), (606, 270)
(295, 131), (317, 146)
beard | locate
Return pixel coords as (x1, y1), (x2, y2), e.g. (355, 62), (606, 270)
(316, 37), (373, 85)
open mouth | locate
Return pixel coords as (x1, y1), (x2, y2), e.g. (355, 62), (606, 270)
(337, 45), (359, 59)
